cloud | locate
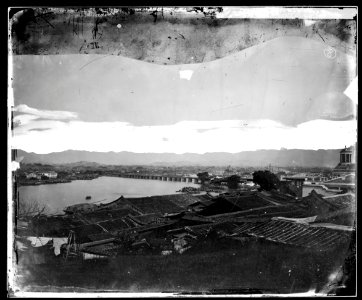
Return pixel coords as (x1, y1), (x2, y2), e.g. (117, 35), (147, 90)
(13, 104), (78, 120)
(11, 105), (80, 135)
(11, 117), (357, 154)
(12, 116), (70, 136)
(13, 114), (39, 126)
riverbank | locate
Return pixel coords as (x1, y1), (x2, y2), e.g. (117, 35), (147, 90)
(177, 185), (226, 194)
(17, 179), (73, 186)
(17, 176), (201, 215)
(17, 173), (195, 187)
(16, 174), (100, 187)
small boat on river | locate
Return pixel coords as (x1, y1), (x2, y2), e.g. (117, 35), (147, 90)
(85, 196), (92, 200)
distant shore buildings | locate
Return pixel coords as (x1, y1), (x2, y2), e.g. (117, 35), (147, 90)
(41, 171), (58, 178)
(278, 145), (356, 198)
(25, 172), (41, 180)
(25, 171), (58, 179)
(308, 145), (356, 196)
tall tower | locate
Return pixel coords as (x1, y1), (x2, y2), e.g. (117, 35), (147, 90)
(333, 145), (356, 176)
(339, 146), (355, 164)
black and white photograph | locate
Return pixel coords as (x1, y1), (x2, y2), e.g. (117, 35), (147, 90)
(8, 6), (357, 297)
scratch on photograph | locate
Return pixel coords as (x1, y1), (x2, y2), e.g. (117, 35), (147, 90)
(7, 6), (357, 297)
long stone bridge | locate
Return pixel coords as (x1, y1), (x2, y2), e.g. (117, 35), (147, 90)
(122, 173), (201, 183)
(121, 173), (254, 184)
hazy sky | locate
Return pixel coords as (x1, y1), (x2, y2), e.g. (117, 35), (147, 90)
(11, 36), (357, 154)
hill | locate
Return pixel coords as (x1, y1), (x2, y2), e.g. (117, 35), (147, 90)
(15, 149), (340, 168)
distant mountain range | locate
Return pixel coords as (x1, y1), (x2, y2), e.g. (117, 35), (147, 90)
(15, 149), (341, 168)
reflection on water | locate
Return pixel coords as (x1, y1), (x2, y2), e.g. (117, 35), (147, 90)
(18, 176), (200, 214)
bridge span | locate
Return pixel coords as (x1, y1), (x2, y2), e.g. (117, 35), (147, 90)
(121, 173), (201, 183)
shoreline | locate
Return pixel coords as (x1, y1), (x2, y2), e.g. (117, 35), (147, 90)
(16, 176), (101, 187)
(16, 174), (204, 187)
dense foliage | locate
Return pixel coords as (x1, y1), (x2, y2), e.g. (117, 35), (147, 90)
(197, 172), (210, 184)
(226, 174), (241, 189)
(252, 170), (280, 191)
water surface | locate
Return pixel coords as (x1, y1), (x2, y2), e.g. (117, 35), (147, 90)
(18, 176), (200, 214)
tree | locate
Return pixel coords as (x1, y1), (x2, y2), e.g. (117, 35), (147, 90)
(252, 170), (280, 191)
(197, 172), (210, 185)
(226, 175), (241, 189)
(17, 199), (48, 220)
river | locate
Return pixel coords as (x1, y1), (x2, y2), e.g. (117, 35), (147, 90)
(18, 176), (200, 214)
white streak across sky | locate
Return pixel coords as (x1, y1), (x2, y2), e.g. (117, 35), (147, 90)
(10, 35), (357, 154)
(12, 105), (357, 154)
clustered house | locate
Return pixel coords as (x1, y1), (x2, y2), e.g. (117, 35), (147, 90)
(25, 171), (58, 179)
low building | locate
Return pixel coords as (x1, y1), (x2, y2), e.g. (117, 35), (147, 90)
(64, 203), (98, 214)
(26, 172), (39, 179)
(41, 171), (58, 178)
(299, 190), (355, 218)
(302, 184), (341, 197)
(279, 176), (305, 198)
(323, 174), (356, 193)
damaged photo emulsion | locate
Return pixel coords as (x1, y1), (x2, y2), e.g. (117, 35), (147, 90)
(8, 7), (357, 296)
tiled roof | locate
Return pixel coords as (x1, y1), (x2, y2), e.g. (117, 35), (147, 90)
(124, 196), (185, 214)
(267, 191), (297, 203)
(71, 224), (105, 243)
(176, 221), (234, 237)
(299, 190), (340, 211)
(128, 213), (164, 225)
(209, 204), (308, 220)
(87, 232), (115, 241)
(83, 242), (123, 256)
(220, 193), (274, 210)
(190, 199), (215, 207)
(231, 219), (352, 251)
(181, 213), (214, 223)
(309, 223), (355, 231)
(135, 220), (179, 233)
(322, 193), (356, 211)
(184, 224), (215, 236)
(166, 194), (201, 207)
(314, 209), (356, 226)
(97, 217), (135, 231)
(195, 194), (216, 201)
